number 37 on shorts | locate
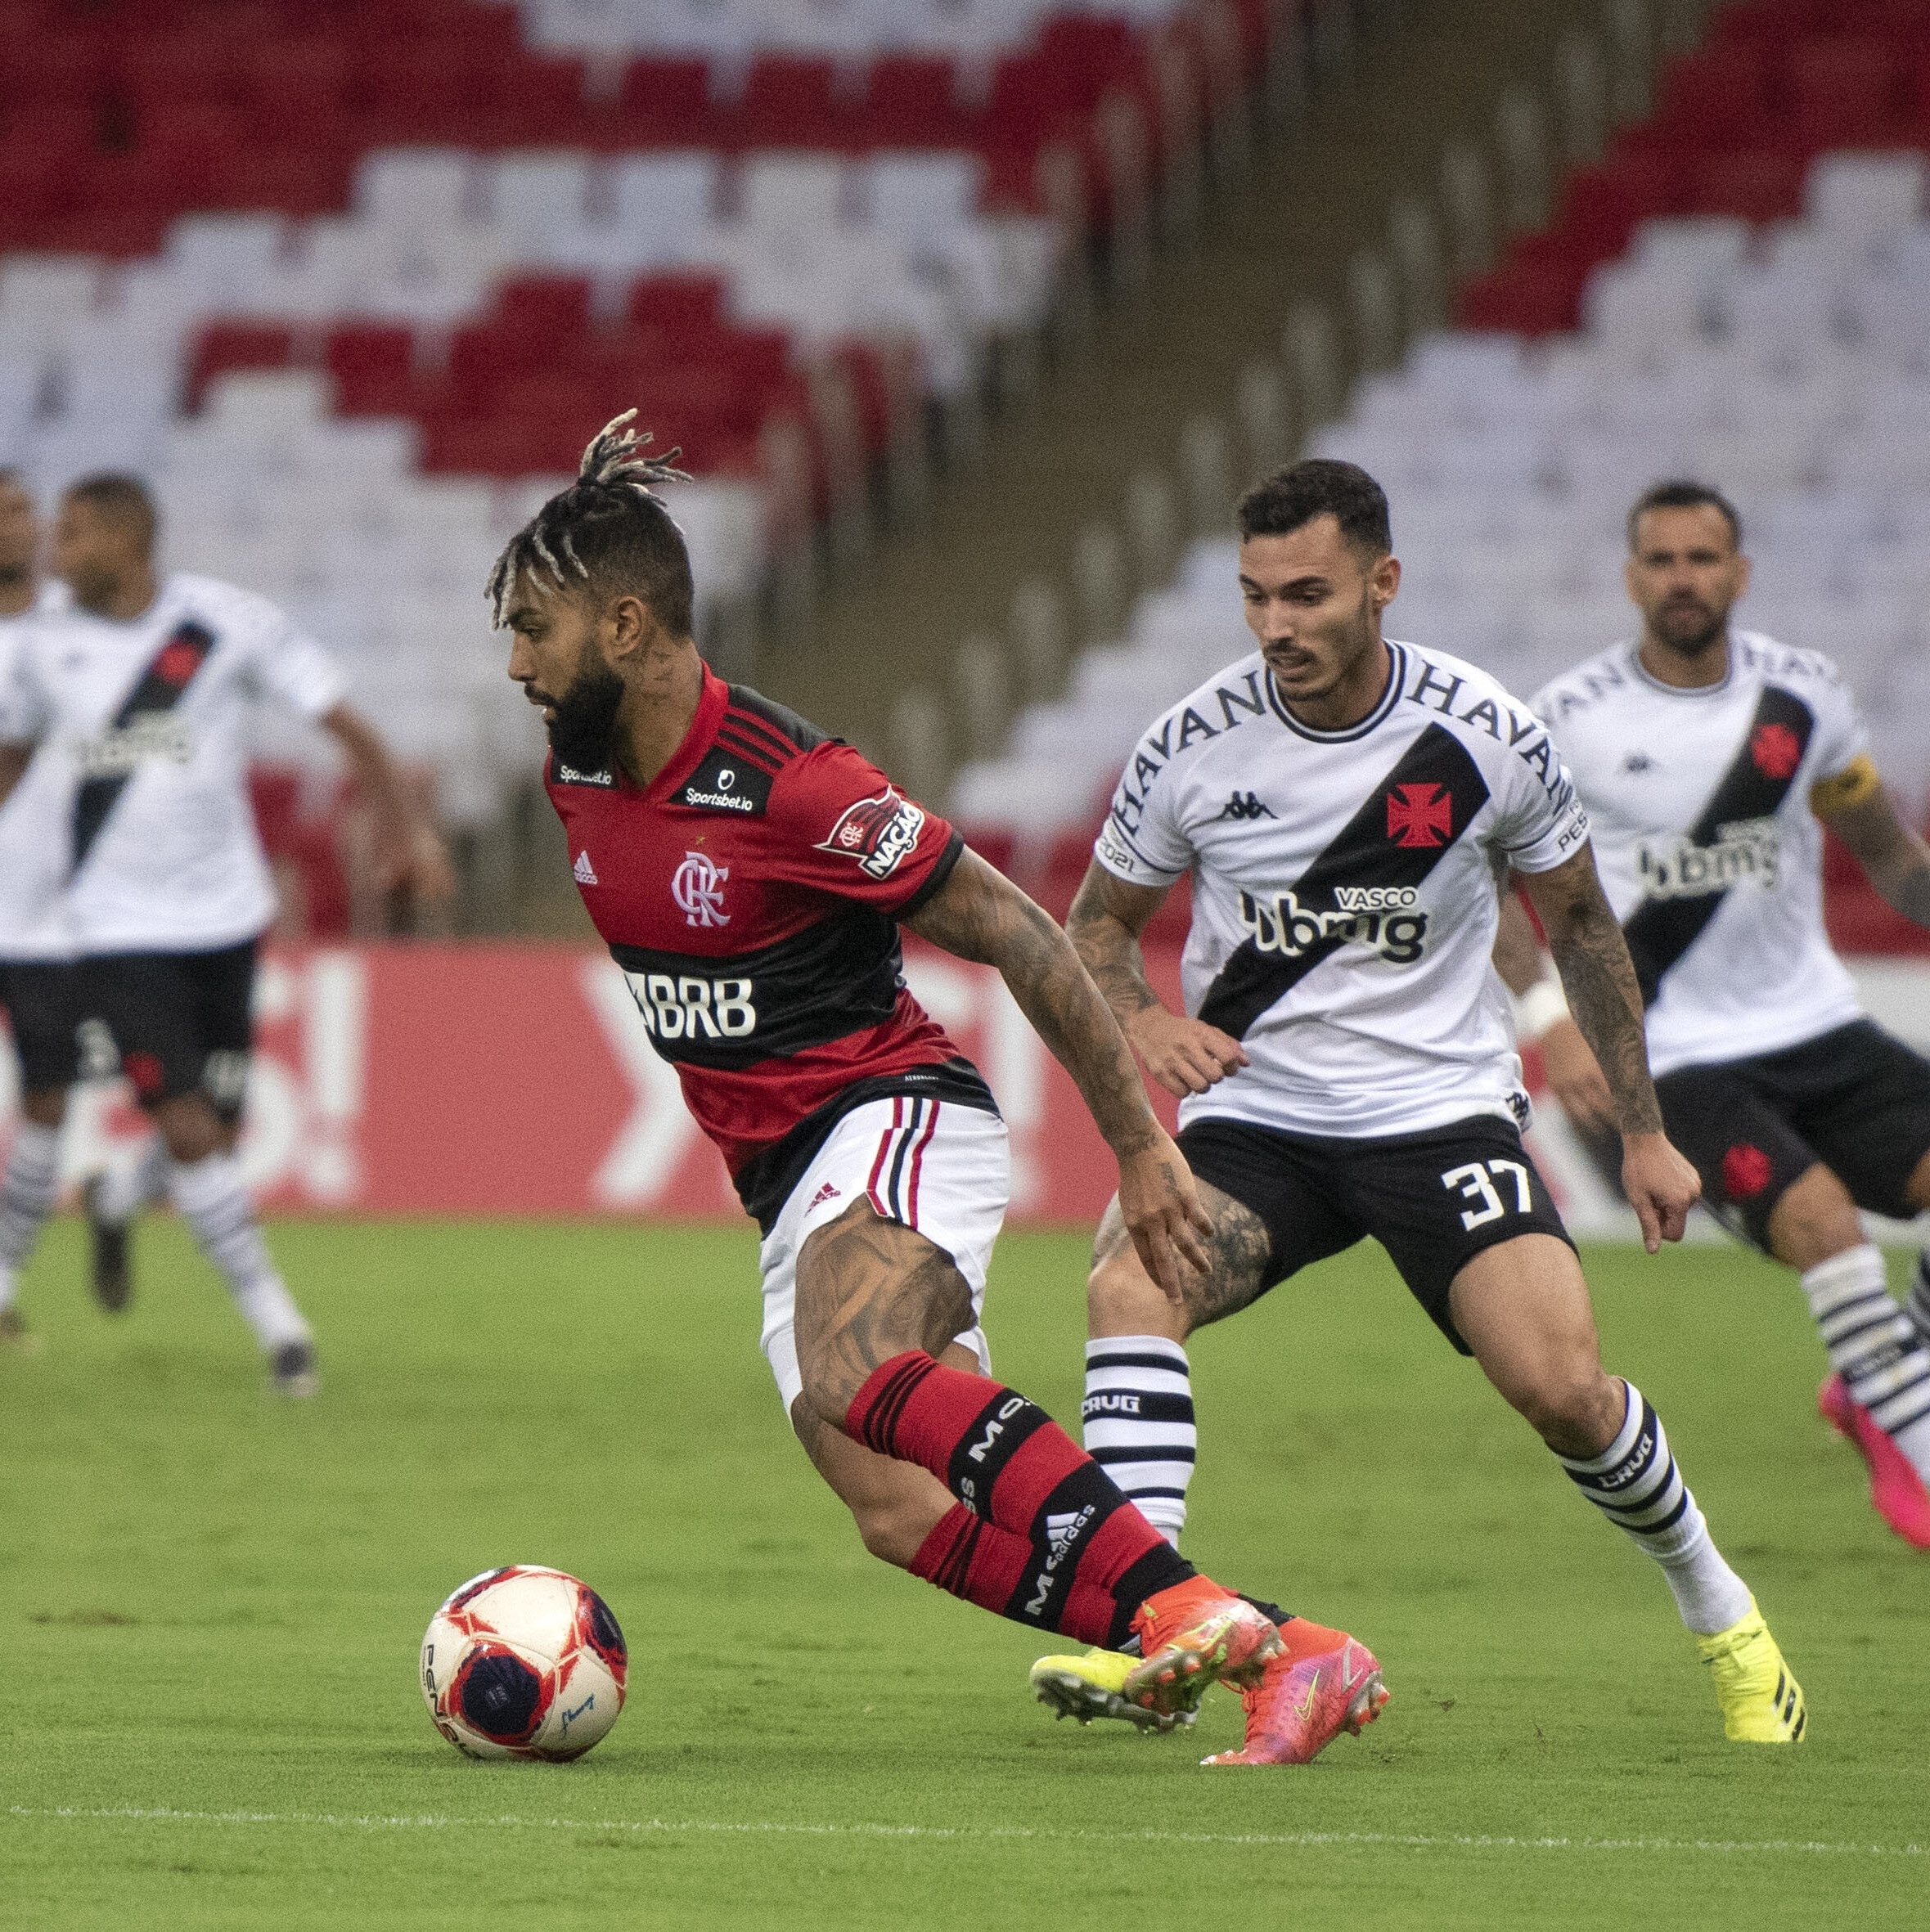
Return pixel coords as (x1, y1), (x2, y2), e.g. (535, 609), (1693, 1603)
(1441, 1157), (1536, 1231)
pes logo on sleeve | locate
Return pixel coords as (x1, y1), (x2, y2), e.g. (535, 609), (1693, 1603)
(817, 788), (927, 880)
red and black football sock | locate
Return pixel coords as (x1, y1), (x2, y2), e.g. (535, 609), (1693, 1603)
(851, 1350), (1196, 1642)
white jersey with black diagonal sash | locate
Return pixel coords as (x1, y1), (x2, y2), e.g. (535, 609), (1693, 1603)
(1532, 633), (1867, 1079)
(1095, 642), (1591, 1139)
(0, 573), (347, 955)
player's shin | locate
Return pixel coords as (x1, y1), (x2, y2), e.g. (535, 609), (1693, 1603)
(1559, 1381), (1751, 1635)
(1082, 1336), (1195, 1545)
(1906, 1248), (1930, 1350)
(1803, 1246), (1930, 1480)
(168, 1152), (312, 1354)
(0, 1119), (61, 1317)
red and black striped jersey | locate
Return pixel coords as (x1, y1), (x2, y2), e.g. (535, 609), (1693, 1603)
(545, 665), (995, 1229)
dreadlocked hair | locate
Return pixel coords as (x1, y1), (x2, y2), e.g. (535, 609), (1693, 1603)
(487, 410), (696, 633)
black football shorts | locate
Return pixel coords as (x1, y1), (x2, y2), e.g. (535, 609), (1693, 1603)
(0, 959), (82, 1094)
(1176, 1112), (1576, 1355)
(1653, 1018), (1930, 1251)
(77, 939), (259, 1122)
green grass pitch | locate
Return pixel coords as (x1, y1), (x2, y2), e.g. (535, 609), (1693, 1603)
(0, 1215), (1924, 1930)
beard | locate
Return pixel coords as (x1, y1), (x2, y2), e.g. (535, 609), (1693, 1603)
(545, 656), (626, 773)
(1649, 595), (1728, 656)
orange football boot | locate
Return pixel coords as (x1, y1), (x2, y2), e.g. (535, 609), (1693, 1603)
(1202, 1617), (1388, 1766)
(1122, 1579), (1282, 1720)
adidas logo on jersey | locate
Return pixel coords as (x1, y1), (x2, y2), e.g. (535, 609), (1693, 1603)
(573, 850), (600, 886)
(807, 1182), (842, 1210)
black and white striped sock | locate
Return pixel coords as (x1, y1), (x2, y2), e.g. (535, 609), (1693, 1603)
(1081, 1336), (1195, 1545)
(0, 1121), (61, 1308)
(1561, 1381), (1752, 1636)
(1804, 1245), (1930, 1478)
(169, 1152), (312, 1353)
(1906, 1248), (1930, 1348)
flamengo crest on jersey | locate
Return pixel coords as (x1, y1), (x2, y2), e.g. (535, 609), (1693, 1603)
(1532, 632), (1868, 1077)
(1095, 642), (1590, 1139)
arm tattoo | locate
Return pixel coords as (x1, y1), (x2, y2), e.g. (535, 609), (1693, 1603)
(1067, 862), (1163, 1030)
(1538, 862), (1664, 1137)
(1094, 1179), (1272, 1330)
(907, 851), (1160, 1156)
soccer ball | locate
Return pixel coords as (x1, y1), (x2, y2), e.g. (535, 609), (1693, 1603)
(420, 1565), (628, 1761)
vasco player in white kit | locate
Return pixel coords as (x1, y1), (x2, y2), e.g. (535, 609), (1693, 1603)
(1499, 480), (1930, 1552)
(0, 474), (453, 1391)
(0, 470), (77, 1350)
(1041, 460), (1806, 1753)
(493, 413), (1385, 1767)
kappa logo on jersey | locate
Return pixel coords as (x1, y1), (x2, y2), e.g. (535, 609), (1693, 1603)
(623, 968), (757, 1040)
(1636, 821), (1781, 898)
(817, 788), (926, 880)
(671, 850), (730, 928)
(1237, 886), (1430, 966)
(573, 850), (599, 887)
(1218, 790), (1275, 820)
(1386, 782), (1454, 847)
(1750, 722), (1804, 781)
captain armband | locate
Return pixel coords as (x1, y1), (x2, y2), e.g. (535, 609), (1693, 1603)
(1512, 969), (1570, 1043)
(1809, 753), (1882, 818)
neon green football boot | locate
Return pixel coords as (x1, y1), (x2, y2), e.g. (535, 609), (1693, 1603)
(1697, 1596), (1806, 1743)
(1029, 1647), (1199, 1733)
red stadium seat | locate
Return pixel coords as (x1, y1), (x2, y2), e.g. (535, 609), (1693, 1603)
(1643, 46), (1775, 152)
(190, 321), (297, 407)
(494, 275), (594, 340)
(615, 58), (713, 147)
(625, 271), (729, 339)
(1787, 38), (1907, 150)
(1689, 147), (1807, 221)
(862, 57), (973, 150)
(733, 56), (846, 151)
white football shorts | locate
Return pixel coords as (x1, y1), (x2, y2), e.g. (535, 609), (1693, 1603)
(758, 1094), (1010, 1417)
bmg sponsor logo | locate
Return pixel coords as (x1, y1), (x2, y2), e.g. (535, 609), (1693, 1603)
(1236, 887), (1429, 965)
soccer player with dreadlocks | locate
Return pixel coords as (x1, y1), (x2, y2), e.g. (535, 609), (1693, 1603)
(493, 412), (1386, 1762)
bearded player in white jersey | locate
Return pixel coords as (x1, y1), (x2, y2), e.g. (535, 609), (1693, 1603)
(0, 474), (454, 1391)
(1028, 460), (1806, 1755)
(1497, 480), (1930, 1552)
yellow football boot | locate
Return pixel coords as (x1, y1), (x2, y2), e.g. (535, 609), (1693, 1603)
(1696, 1596), (1806, 1743)
(1029, 1648), (1196, 1733)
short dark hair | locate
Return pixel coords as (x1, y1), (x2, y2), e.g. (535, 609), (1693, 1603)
(1626, 479), (1742, 551)
(1237, 458), (1392, 557)
(65, 472), (158, 552)
(488, 411), (695, 637)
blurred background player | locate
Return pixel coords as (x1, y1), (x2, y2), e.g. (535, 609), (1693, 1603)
(1054, 460), (1804, 1751)
(1500, 481), (1930, 1551)
(0, 474), (455, 1391)
(0, 470), (77, 1350)
(496, 415), (1384, 1759)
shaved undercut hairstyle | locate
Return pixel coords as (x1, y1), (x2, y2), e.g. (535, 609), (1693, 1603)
(487, 411), (695, 636)
(1237, 458), (1392, 558)
(1626, 479), (1743, 551)
(67, 472), (158, 552)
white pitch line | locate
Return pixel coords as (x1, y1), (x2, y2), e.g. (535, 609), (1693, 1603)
(5, 1806), (1924, 1860)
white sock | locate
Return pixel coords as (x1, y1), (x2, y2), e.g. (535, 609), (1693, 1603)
(168, 1152), (311, 1352)
(1560, 1381), (1752, 1636)
(94, 1134), (169, 1227)
(1804, 1246), (1930, 1480)
(0, 1121), (62, 1310)
(1082, 1335), (1195, 1545)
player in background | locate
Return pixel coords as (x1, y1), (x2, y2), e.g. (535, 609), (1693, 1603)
(1498, 480), (1930, 1551)
(0, 471), (78, 1349)
(1048, 460), (1804, 1755)
(495, 414), (1381, 1762)
(0, 474), (454, 1391)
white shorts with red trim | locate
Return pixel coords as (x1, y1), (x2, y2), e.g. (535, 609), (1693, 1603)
(758, 1094), (1010, 1416)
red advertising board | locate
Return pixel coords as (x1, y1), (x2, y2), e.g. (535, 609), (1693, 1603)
(7, 944), (1926, 1237)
